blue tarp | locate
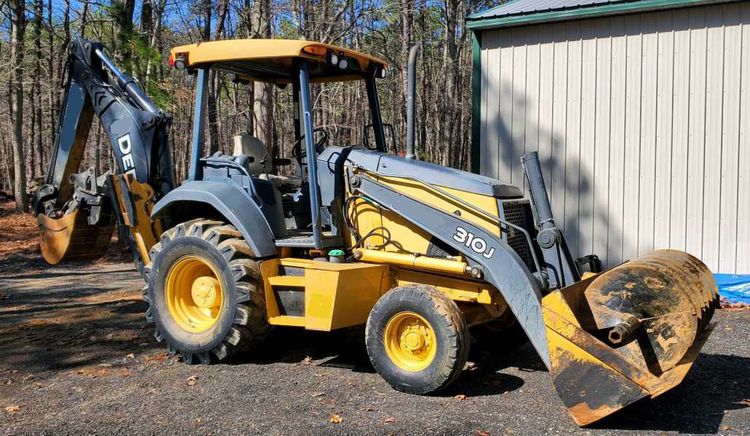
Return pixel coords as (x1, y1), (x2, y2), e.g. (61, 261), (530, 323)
(714, 274), (750, 304)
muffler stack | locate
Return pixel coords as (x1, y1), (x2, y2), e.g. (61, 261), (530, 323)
(541, 250), (719, 426)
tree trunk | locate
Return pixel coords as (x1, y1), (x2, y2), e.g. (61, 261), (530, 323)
(112, 0), (136, 72)
(10, 0), (28, 211)
(79, 0), (90, 36)
(34, 0), (44, 177)
(251, 0), (273, 156)
(47, 0), (57, 170)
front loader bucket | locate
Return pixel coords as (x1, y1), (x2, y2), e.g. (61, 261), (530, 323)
(541, 250), (719, 426)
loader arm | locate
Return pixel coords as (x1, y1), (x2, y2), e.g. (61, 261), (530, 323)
(33, 38), (174, 267)
(348, 154), (719, 426)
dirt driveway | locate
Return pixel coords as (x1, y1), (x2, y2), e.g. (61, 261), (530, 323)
(1, 259), (748, 435)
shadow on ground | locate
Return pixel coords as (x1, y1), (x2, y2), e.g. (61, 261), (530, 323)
(588, 352), (750, 433)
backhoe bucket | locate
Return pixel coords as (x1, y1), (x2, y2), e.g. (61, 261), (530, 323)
(38, 209), (114, 264)
(541, 250), (719, 426)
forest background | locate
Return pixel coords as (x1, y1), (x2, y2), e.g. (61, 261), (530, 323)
(0, 0), (500, 211)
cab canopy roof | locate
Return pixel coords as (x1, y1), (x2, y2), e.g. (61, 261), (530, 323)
(169, 39), (387, 83)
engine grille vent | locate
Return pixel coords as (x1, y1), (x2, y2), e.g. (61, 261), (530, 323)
(501, 199), (536, 271)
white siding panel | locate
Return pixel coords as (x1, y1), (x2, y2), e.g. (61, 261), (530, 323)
(525, 27), (541, 195)
(511, 27), (528, 186)
(580, 20), (598, 258)
(538, 25), (555, 188)
(552, 23), (569, 228)
(670, 9), (691, 252)
(654, 11), (675, 251)
(498, 30), (515, 182)
(566, 21), (583, 255)
(479, 2), (750, 273)
(609, 16), (628, 266)
(738, 5), (750, 273)
(639, 13), (658, 256)
(719, 3), (742, 273)
(623, 15), (643, 262)
(686, 8), (707, 261)
(702, 10), (725, 271)
(593, 17), (612, 266)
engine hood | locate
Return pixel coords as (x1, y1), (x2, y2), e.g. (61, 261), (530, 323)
(336, 147), (523, 199)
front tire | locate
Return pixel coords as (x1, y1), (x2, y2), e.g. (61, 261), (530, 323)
(365, 285), (469, 394)
(143, 219), (269, 364)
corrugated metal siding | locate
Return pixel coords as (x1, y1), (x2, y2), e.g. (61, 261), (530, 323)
(478, 2), (750, 273)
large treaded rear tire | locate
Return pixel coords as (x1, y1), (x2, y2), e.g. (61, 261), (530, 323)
(143, 219), (269, 364)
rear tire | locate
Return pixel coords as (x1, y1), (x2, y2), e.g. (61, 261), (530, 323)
(143, 219), (269, 364)
(365, 285), (469, 394)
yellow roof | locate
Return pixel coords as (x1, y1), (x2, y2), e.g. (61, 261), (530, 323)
(169, 39), (387, 83)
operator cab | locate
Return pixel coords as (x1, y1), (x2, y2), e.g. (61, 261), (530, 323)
(170, 39), (391, 249)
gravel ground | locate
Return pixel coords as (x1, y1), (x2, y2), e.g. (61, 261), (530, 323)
(0, 263), (748, 435)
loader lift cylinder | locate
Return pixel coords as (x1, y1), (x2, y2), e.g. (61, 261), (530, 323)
(521, 151), (580, 289)
(520, 151), (554, 230)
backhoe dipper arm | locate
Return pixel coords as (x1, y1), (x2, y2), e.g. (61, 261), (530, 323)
(34, 37), (174, 266)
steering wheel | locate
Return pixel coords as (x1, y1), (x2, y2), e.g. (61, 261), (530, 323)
(292, 127), (329, 159)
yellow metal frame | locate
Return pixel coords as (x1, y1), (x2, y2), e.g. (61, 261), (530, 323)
(110, 174), (162, 264)
(258, 254), (507, 332)
(260, 258), (391, 331)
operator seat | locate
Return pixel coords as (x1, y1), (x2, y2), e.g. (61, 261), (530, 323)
(232, 133), (301, 191)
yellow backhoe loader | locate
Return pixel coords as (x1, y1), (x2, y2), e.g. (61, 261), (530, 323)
(35, 37), (719, 426)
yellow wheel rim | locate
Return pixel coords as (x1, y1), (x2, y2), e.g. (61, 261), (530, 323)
(165, 255), (224, 333)
(383, 311), (437, 372)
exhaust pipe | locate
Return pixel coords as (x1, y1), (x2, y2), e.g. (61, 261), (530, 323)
(406, 44), (420, 160)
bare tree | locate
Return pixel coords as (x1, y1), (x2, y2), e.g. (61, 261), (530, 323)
(251, 0), (273, 155)
(10, 0), (27, 211)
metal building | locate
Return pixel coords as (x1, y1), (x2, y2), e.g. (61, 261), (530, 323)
(468, 0), (750, 274)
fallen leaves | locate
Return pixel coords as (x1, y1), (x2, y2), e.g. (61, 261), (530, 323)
(383, 416), (396, 423)
(303, 356), (314, 365)
(186, 375), (199, 386)
(454, 394), (467, 401)
(4, 405), (20, 414)
(736, 399), (750, 407)
(329, 414), (342, 424)
(143, 352), (168, 363)
(76, 367), (112, 378)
